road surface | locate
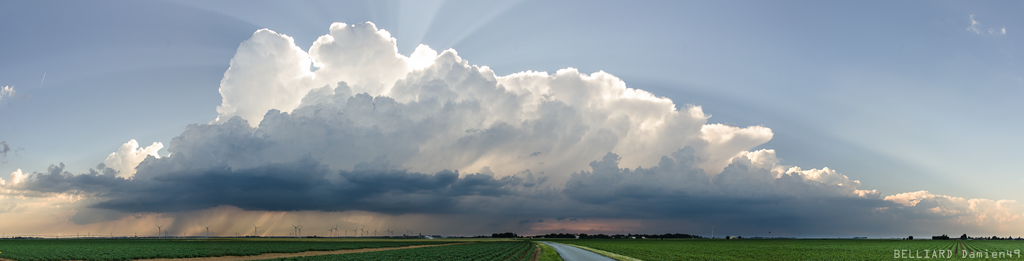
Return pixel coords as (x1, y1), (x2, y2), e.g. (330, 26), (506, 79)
(539, 241), (616, 261)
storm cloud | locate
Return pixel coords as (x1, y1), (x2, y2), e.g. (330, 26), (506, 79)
(559, 147), (905, 234)
(92, 156), (523, 214)
(2, 22), (1021, 237)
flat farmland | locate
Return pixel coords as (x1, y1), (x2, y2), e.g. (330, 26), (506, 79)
(0, 238), (471, 261)
(551, 239), (1024, 260)
(268, 241), (536, 261)
(4, 237), (1022, 260)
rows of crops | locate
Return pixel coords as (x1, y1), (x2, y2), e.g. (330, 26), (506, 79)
(4, 237), (1020, 261)
(949, 240), (1023, 259)
(0, 238), (455, 261)
(267, 241), (535, 261)
(556, 239), (1024, 260)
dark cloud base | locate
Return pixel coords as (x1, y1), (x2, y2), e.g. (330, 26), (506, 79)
(8, 141), (954, 236)
(0, 96), (954, 236)
(79, 157), (520, 214)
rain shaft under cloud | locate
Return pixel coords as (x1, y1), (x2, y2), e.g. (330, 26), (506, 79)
(1, 22), (1021, 237)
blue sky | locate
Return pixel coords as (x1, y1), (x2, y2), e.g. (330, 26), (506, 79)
(0, 0), (1021, 237)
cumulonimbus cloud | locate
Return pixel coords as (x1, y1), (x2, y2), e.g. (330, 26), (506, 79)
(209, 22), (772, 180)
(2, 22), (1021, 236)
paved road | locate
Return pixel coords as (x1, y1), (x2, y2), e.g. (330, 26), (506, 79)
(539, 241), (616, 261)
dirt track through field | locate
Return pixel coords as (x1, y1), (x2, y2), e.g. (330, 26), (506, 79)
(529, 243), (541, 261)
(0, 242), (470, 261)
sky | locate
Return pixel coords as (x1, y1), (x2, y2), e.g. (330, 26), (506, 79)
(0, 0), (1022, 238)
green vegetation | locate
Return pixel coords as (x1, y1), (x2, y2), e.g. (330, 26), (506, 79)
(537, 241), (564, 261)
(562, 244), (641, 261)
(554, 239), (1024, 261)
(268, 241), (535, 261)
(2, 237), (1021, 261)
(0, 238), (455, 261)
(523, 242), (538, 261)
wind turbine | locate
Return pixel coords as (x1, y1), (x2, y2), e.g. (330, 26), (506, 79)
(156, 225), (163, 238)
(711, 226), (715, 239)
(351, 228), (358, 237)
(206, 226), (210, 238)
(253, 224), (260, 237)
(333, 224), (339, 237)
(359, 226), (365, 237)
(386, 227), (394, 237)
(292, 225), (301, 238)
(374, 228), (378, 237)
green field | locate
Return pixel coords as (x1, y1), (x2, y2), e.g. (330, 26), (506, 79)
(0, 238), (460, 261)
(3, 237), (1023, 261)
(268, 241), (535, 261)
(550, 238), (1024, 260)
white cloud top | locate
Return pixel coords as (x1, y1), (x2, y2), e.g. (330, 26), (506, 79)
(886, 191), (1023, 229)
(104, 139), (163, 178)
(211, 22), (772, 179)
(1, 169), (27, 188)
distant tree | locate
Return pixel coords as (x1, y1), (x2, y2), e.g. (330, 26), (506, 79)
(960, 234), (968, 240)
(992, 236), (999, 240)
(932, 234), (950, 240)
(538, 233), (576, 239)
(492, 232), (518, 238)
(908, 236), (913, 240)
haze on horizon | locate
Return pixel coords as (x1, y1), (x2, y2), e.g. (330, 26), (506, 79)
(0, 0), (1021, 238)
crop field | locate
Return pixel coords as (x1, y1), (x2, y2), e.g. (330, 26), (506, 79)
(552, 239), (1024, 260)
(268, 241), (536, 261)
(3, 237), (1022, 260)
(0, 238), (460, 261)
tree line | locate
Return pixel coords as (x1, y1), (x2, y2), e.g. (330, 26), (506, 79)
(931, 234), (1022, 240)
(493, 232), (701, 239)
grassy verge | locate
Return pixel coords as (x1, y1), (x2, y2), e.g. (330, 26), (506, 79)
(536, 242), (563, 261)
